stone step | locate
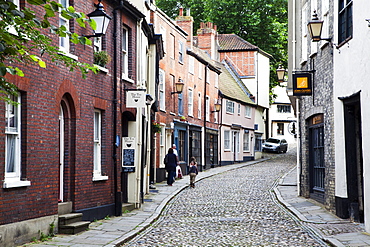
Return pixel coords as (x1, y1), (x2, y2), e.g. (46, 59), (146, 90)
(122, 203), (136, 213)
(58, 213), (83, 226)
(58, 221), (90, 235)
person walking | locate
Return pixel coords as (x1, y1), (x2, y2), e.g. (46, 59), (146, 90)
(164, 148), (177, 186)
(188, 157), (198, 188)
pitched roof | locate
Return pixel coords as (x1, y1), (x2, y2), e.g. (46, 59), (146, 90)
(217, 34), (272, 58)
(218, 60), (255, 105)
(217, 34), (258, 51)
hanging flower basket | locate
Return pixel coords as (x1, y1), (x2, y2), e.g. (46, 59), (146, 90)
(152, 121), (162, 133)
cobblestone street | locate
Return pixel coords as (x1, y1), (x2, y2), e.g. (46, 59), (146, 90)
(124, 150), (327, 246)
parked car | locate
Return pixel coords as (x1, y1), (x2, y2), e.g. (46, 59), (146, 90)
(262, 138), (288, 153)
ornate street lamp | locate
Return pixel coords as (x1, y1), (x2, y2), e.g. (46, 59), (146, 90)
(307, 10), (331, 42)
(86, 0), (112, 37)
(171, 78), (184, 94)
(212, 102), (221, 113)
(276, 65), (286, 83)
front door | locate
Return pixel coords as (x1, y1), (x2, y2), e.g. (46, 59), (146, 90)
(59, 106), (64, 202)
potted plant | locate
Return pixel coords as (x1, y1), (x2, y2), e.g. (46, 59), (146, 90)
(151, 120), (162, 133)
(93, 50), (111, 67)
(180, 116), (186, 121)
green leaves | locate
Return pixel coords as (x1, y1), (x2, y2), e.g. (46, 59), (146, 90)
(27, 0), (48, 5)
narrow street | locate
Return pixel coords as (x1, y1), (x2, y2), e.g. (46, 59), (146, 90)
(124, 148), (327, 246)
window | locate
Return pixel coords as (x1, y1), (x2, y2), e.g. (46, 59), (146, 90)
(215, 74), (219, 88)
(94, 110), (101, 176)
(206, 96), (210, 121)
(122, 27), (129, 78)
(189, 56), (194, 74)
(277, 123), (285, 135)
(5, 94), (21, 181)
(160, 127), (165, 168)
(245, 105), (252, 118)
(198, 93), (201, 119)
(94, 37), (102, 52)
(198, 62), (203, 79)
(301, 3), (308, 62)
(4, 94), (30, 188)
(170, 34), (175, 59)
(178, 92), (183, 116)
(237, 104), (241, 115)
(160, 26), (166, 54)
(255, 134), (262, 152)
(338, 0), (353, 44)
(59, 0), (70, 53)
(226, 100), (235, 114)
(321, 0), (330, 44)
(243, 131), (250, 151)
(188, 88), (193, 116)
(179, 41), (184, 63)
(277, 105), (291, 113)
(11, 0), (19, 9)
(224, 130), (231, 150)
(159, 69), (165, 111)
(214, 99), (219, 123)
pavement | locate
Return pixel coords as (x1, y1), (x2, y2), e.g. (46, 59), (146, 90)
(25, 157), (370, 247)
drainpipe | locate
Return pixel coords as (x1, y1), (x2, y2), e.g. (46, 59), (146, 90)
(112, 2), (123, 216)
(203, 64), (209, 171)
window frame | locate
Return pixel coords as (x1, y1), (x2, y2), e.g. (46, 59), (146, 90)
(121, 27), (129, 79)
(338, 0), (353, 44)
(59, 0), (70, 54)
(245, 105), (252, 118)
(226, 100), (235, 114)
(243, 131), (250, 152)
(4, 94), (30, 188)
(93, 109), (108, 181)
(159, 69), (165, 111)
(224, 130), (231, 151)
(188, 87), (193, 116)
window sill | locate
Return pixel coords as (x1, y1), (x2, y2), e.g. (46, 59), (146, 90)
(58, 51), (78, 61)
(122, 75), (134, 83)
(93, 175), (108, 181)
(94, 65), (109, 74)
(3, 180), (31, 188)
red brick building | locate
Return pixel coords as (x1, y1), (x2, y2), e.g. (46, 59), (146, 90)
(0, 0), (163, 245)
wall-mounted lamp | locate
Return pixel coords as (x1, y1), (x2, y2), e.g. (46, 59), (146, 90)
(86, 0), (112, 38)
(276, 65), (286, 83)
(307, 11), (331, 42)
(171, 78), (184, 95)
(211, 102), (221, 113)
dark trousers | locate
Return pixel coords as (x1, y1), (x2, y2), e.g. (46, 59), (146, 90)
(167, 171), (176, 185)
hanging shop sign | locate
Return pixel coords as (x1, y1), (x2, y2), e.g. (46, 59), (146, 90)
(126, 91), (146, 108)
(293, 73), (312, 96)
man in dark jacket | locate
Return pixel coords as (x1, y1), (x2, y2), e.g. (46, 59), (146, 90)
(164, 148), (177, 186)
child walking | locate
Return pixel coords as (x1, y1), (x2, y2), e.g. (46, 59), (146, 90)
(188, 157), (198, 188)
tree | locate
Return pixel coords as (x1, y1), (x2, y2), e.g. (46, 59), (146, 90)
(156, 0), (288, 97)
(0, 0), (97, 102)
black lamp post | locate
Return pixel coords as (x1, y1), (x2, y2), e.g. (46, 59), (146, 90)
(86, 0), (112, 38)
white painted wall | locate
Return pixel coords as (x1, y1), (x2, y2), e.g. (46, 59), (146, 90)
(333, 0), (370, 232)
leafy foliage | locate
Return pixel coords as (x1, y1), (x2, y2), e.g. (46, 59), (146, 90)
(156, 0), (288, 98)
(0, 0), (98, 102)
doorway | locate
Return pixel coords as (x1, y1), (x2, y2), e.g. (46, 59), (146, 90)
(342, 93), (363, 222)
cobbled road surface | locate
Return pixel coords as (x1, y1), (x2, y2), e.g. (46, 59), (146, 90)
(124, 149), (325, 246)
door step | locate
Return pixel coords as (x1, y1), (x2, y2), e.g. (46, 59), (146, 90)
(122, 203), (135, 213)
(58, 213), (90, 234)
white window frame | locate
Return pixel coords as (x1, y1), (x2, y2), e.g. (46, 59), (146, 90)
(188, 88), (193, 116)
(59, 0), (70, 54)
(93, 109), (108, 181)
(198, 62), (203, 79)
(179, 41), (184, 63)
(214, 98), (219, 123)
(160, 125), (165, 168)
(224, 130), (231, 151)
(243, 131), (250, 152)
(94, 37), (102, 52)
(4, 94), (30, 188)
(189, 56), (194, 74)
(159, 69), (165, 111)
(301, 3), (308, 63)
(245, 105), (252, 118)
(160, 26), (166, 54)
(226, 100), (235, 114)
(122, 27), (129, 79)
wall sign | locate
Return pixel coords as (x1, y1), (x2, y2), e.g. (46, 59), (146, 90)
(122, 137), (135, 172)
(126, 91), (146, 108)
(293, 73), (312, 96)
